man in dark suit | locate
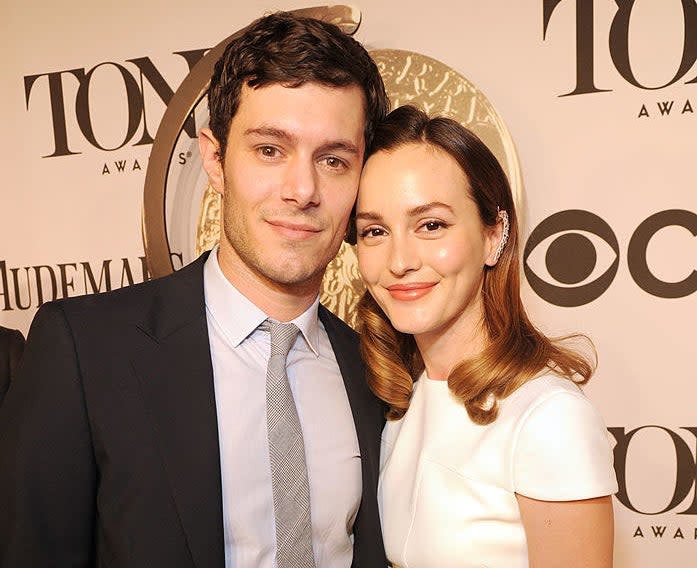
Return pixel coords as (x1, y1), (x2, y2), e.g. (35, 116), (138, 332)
(0, 326), (24, 404)
(0, 12), (389, 567)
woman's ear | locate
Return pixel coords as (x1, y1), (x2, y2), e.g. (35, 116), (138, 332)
(485, 209), (509, 267)
(199, 128), (225, 194)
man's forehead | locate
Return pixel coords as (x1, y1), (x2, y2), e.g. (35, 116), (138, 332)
(237, 82), (366, 115)
(231, 82), (367, 139)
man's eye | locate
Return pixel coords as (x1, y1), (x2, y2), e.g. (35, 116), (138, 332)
(323, 156), (346, 169)
(259, 146), (279, 158)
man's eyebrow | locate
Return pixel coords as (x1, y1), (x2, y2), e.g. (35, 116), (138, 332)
(319, 141), (361, 156)
(244, 127), (359, 156)
(244, 126), (296, 144)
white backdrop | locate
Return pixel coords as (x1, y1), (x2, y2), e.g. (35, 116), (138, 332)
(3, 1), (696, 565)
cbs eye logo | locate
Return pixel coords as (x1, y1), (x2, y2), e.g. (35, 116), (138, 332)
(523, 209), (697, 307)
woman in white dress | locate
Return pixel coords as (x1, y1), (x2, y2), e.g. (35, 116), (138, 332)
(354, 105), (618, 567)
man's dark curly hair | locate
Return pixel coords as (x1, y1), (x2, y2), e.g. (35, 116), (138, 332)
(207, 11), (390, 161)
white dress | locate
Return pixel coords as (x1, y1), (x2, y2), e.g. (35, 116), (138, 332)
(379, 373), (618, 568)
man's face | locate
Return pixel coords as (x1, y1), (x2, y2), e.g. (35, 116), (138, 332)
(201, 82), (366, 296)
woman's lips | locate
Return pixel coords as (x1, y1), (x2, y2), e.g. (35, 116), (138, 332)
(385, 282), (437, 301)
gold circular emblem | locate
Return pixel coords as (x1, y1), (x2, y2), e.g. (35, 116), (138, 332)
(144, 8), (523, 329)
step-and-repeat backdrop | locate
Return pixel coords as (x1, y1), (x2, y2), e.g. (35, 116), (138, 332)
(3, 1), (695, 565)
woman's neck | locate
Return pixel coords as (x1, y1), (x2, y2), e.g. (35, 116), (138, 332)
(415, 307), (487, 380)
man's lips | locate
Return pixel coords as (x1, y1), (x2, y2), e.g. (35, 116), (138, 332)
(385, 282), (437, 301)
(267, 219), (323, 239)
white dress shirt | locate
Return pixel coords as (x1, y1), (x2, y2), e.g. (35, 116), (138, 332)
(204, 248), (362, 568)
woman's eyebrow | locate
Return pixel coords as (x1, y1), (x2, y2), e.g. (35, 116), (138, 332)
(406, 202), (454, 216)
(355, 211), (383, 222)
(356, 202), (454, 222)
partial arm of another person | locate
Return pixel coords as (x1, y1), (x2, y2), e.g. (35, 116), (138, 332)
(7, 327), (26, 376)
(0, 326), (25, 403)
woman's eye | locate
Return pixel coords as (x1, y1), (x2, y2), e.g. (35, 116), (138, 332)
(424, 221), (445, 231)
(360, 227), (386, 238)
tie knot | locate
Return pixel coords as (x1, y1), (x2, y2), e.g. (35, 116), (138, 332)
(261, 319), (300, 359)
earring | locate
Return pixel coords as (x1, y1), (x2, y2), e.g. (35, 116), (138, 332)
(491, 208), (509, 264)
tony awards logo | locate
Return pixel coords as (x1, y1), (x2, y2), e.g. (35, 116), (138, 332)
(142, 5), (523, 327)
(543, 0), (696, 119)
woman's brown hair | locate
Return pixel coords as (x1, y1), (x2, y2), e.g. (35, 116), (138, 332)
(357, 105), (594, 425)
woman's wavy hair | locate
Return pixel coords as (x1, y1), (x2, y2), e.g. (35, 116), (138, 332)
(357, 105), (595, 425)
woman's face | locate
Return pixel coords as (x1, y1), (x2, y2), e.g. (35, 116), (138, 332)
(356, 143), (499, 343)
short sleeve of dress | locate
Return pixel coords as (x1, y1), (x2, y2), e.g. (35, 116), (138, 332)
(512, 389), (618, 501)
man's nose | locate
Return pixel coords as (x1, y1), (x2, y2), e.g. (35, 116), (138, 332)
(280, 157), (320, 207)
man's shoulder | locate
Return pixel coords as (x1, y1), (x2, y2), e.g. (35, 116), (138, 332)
(318, 304), (358, 342)
(42, 253), (208, 324)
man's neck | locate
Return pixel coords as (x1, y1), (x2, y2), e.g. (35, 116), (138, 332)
(215, 246), (320, 322)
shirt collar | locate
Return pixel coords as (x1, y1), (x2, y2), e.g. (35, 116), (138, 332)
(204, 246), (321, 356)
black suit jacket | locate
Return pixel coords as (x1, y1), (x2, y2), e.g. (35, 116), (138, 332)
(0, 254), (387, 567)
(0, 326), (25, 405)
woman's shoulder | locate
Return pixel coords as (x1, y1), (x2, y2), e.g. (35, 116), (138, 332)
(510, 372), (583, 398)
(502, 373), (608, 447)
(504, 373), (606, 440)
(501, 373), (587, 419)
(506, 374), (618, 500)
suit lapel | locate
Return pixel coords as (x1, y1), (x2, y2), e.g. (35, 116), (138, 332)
(131, 254), (225, 568)
(319, 306), (386, 564)
(318, 306), (383, 491)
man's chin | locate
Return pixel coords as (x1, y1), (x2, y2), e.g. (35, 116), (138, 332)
(259, 263), (326, 292)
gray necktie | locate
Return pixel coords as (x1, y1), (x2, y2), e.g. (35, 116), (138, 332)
(261, 319), (316, 568)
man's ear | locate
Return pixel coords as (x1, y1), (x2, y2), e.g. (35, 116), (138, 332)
(199, 128), (225, 193)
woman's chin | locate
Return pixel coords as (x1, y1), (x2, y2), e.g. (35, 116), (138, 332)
(389, 318), (431, 338)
